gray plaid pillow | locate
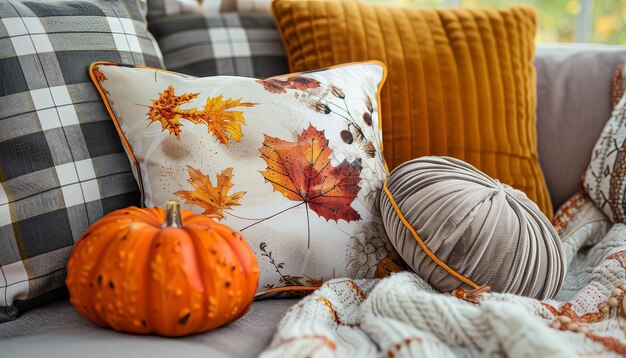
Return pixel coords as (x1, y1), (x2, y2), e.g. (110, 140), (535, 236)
(0, 0), (163, 322)
(148, 12), (289, 78)
(146, 0), (200, 21)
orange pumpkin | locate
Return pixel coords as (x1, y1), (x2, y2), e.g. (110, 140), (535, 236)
(66, 200), (259, 337)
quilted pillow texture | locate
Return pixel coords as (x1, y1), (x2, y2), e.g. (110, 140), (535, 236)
(380, 156), (564, 299)
(90, 61), (403, 296)
(0, 0), (163, 321)
(272, 0), (553, 219)
(148, 12), (289, 78)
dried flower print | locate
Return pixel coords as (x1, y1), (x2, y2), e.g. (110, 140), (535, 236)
(256, 78), (287, 94)
(259, 242), (324, 294)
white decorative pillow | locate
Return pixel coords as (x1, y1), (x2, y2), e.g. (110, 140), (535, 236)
(584, 92), (626, 223)
(90, 61), (403, 295)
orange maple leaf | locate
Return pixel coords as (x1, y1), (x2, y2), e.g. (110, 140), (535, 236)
(259, 124), (362, 222)
(146, 85), (199, 138)
(188, 95), (255, 146)
(174, 166), (246, 221)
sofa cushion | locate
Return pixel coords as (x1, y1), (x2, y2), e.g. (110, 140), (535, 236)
(0, 298), (297, 357)
(148, 12), (289, 78)
(0, 0), (163, 322)
(272, 0), (554, 218)
(534, 44), (626, 210)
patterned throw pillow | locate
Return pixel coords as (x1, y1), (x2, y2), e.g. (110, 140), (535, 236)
(203, 0), (272, 15)
(148, 12), (289, 78)
(612, 59), (626, 110)
(584, 90), (626, 223)
(146, 0), (200, 21)
(0, 0), (163, 321)
(90, 61), (404, 296)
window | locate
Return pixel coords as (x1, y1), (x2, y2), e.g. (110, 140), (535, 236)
(363, 0), (626, 44)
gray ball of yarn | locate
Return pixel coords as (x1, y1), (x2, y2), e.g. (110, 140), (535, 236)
(380, 156), (565, 299)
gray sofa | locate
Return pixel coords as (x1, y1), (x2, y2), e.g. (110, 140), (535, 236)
(1, 43), (625, 358)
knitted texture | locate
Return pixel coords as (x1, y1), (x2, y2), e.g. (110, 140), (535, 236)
(262, 197), (626, 357)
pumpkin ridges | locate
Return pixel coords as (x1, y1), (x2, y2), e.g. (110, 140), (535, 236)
(174, 227), (208, 336)
(66, 203), (258, 337)
(115, 223), (159, 334)
(186, 224), (234, 331)
(75, 223), (127, 327)
(211, 224), (259, 296)
(66, 230), (108, 327)
(185, 226), (218, 333)
(149, 227), (205, 336)
(208, 225), (258, 323)
(90, 223), (141, 332)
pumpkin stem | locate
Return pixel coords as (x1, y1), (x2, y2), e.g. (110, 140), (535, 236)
(164, 200), (183, 228)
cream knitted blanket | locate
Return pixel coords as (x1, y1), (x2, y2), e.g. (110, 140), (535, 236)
(261, 195), (626, 357)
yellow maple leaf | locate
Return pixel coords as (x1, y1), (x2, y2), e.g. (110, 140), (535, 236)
(187, 95), (255, 146)
(174, 166), (246, 221)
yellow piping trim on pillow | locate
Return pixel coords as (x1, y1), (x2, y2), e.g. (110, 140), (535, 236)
(382, 179), (479, 289)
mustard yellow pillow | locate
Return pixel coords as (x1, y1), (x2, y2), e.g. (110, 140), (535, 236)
(272, 0), (553, 218)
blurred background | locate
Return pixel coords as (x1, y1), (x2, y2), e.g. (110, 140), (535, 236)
(363, 0), (626, 44)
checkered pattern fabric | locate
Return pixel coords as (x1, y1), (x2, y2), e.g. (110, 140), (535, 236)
(203, 0), (271, 15)
(148, 12), (289, 78)
(146, 0), (200, 21)
(0, 0), (163, 322)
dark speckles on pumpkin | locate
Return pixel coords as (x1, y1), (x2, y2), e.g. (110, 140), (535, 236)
(109, 280), (115, 290)
(89, 283), (94, 288)
(141, 320), (147, 327)
(97, 275), (103, 286)
(155, 242), (161, 248)
(231, 231), (238, 237)
(231, 265), (236, 271)
(210, 247), (217, 254)
(82, 232), (91, 240)
(225, 281), (231, 288)
(122, 235), (128, 241)
(179, 312), (191, 325)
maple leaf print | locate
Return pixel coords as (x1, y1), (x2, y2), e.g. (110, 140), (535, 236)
(255, 79), (287, 94)
(186, 95), (255, 146)
(146, 85), (199, 138)
(284, 76), (320, 91)
(256, 76), (321, 94)
(259, 124), (362, 223)
(92, 66), (107, 82)
(174, 166), (245, 221)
